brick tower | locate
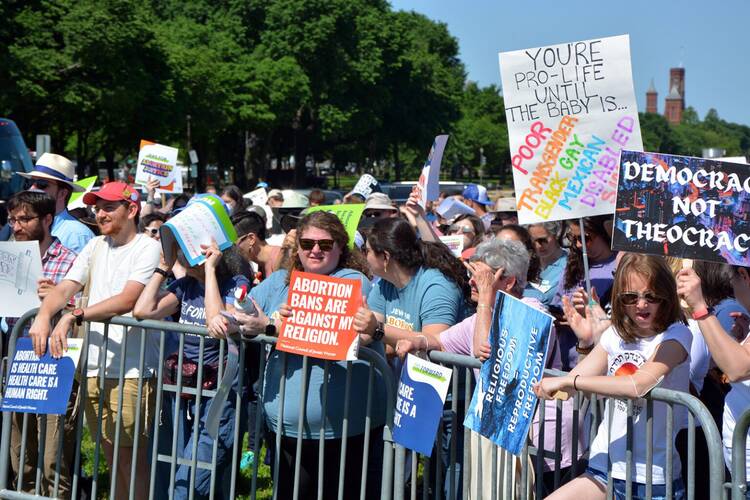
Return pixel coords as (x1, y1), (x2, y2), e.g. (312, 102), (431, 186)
(665, 84), (682, 124)
(669, 67), (685, 110)
(646, 78), (658, 114)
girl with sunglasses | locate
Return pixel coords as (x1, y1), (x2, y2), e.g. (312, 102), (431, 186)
(534, 253), (691, 500)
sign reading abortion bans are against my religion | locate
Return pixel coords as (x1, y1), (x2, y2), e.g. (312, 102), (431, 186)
(499, 34), (643, 224)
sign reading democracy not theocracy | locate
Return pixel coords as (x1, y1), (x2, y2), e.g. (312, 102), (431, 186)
(613, 150), (750, 267)
(393, 354), (453, 456)
(277, 271), (363, 361)
(499, 34), (643, 224)
(1, 338), (83, 415)
(464, 291), (553, 455)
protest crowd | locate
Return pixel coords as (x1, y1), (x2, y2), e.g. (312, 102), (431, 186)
(1, 148), (749, 500)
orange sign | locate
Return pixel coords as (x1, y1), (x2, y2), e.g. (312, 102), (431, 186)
(277, 271), (363, 360)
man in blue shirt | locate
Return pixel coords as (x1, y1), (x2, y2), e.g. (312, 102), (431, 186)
(16, 153), (93, 253)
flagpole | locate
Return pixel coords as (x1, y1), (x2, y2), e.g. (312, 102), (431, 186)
(578, 217), (593, 304)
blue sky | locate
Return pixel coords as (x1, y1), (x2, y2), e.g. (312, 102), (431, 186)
(390, 0), (750, 126)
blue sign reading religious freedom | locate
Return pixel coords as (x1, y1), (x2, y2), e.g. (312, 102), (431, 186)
(393, 353), (453, 456)
(463, 291), (554, 455)
(0, 338), (83, 415)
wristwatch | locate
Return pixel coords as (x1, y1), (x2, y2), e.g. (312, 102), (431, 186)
(372, 321), (385, 342)
(265, 320), (277, 336)
(153, 267), (171, 278)
(72, 308), (85, 326)
(692, 306), (714, 321)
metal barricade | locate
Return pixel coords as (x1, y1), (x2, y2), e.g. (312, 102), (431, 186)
(389, 350), (725, 500)
(0, 310), (396, 500)
(731, 408), (750, 500)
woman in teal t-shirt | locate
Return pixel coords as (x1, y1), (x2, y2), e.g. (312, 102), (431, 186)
(359, 217), (470, 353)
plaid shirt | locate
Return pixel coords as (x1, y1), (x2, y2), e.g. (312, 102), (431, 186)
(6, 238), (78, 333)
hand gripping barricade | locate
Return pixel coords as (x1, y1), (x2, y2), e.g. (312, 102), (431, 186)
(0, 309), (397, 500)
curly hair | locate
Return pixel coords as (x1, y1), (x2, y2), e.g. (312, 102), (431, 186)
(563, 215), (612, 290)
(610, 253), (686, 343)
(284, 211), (369, 283)
(368, 217), (471, 303)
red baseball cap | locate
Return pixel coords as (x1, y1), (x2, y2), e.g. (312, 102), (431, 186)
(83, 181), (141, 210)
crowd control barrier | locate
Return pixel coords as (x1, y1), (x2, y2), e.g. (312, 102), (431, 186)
(0, 310), (396, 500)
(731, 408), (750, 500)
(0, 309), (738, 500)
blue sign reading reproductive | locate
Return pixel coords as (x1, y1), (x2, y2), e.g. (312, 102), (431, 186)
(1, 338), (83, 415)
(393, 354), (452, 456)
(463, 291), (553, 455)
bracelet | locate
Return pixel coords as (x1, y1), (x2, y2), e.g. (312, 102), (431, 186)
(573, 374), (580, 391)
(575, 340), (594, 354)
(476, 303), (491, 310)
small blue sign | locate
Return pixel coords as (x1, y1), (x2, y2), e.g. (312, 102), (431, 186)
(392, 354), (452, 456)
(463, 291), (553, 455)
(1, 338), (82, 415)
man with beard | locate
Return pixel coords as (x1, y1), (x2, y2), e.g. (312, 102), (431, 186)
(28, 181), (161, 500)
(5, 190), (78, 498)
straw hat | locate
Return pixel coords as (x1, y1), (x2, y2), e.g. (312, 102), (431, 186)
(17, 153), (85, 192)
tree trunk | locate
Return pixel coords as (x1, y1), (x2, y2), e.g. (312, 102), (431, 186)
(393, 141), (401, 181)
(293, 127), (307, 188)
(105, 150), (115, 183)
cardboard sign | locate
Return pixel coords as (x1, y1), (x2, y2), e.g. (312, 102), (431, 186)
(161, 194), (237, 267)
(351, 174), (381, 199)
(244, 187), (268, 206)
(1, 338), (83, 414)
(436, 198), (475, 220)
(613, 150), (750, 266)
(393, 354), (453, 455)
(277, 271), (362, 360)
(135, 140), (179, 191)
(464, 291), (553, 455)
(0, 242), (42, 317)
(304, 204), (365, 249)
(67, 176), (98, 210)
(417, 135), (450, 208)
(499, 34), (643, 224)
(439, 235), (464, 258)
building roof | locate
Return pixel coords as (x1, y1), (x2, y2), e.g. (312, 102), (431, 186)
(666, 84), (682, 100)
(647, 78), (657, 94)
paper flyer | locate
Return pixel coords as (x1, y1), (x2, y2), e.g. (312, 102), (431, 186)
(439, 235), (464, 258)
(417, 135), (450, 208)
(613, 150), (750, 266)
(436, 198), (475, 221)
(135, 140), (180, 192)
(0, 242), (42, 317)
(304, 204), (365, 249)
(499, 34), (643, 224)
(277, 270), (362, 361)
(393, 354), (453, 456)
(67, 176), (98, 210)
(464, 291), (554, 455)
(1, 338), (83, 415)
(161, 194), (237, 267)
(244, 187), (268, 206)
(351, 174), (381, 199)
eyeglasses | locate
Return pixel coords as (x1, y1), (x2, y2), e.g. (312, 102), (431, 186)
(364, 211), (385, 218)
(27, 179), (52, 190)
(619, 291), (663, 306)
(533, 236), (551, 245)
(8, 215), (40, 226)
(449, 225), (474, 235)
(566, 231), (594, 245)
(299, 238), (335, 252)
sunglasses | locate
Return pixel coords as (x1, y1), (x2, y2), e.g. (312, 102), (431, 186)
(364, 211), (386, 218)
(533, 236), (551, 245)
(619, 291), (663, 306)
(299, 238), (335, 252)
(448, 225), (474, 235)
(566, 231), (594, 245)
(27, 179), (52, 190)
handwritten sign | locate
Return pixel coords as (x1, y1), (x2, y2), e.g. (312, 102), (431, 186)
(277, 271), (362, 360)
(417, 135), (450, 208)
(304, 204), (365, 249)
(161, 194), (237, 267)
(351, 174), (381, 199)
(393, 354), (452, 455)
(1, 338), (83, 414)
(464, 291), (553, 455)
(135, 140), (179, 192)
(613, 150), (750, 266)
(499, 34), (643, 224)
(0, 242), (42, 317)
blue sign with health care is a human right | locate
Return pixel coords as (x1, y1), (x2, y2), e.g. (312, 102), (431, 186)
(392, 354), (452, 456)
(463, 291), (554, 455)
(0, 338), (83, 415)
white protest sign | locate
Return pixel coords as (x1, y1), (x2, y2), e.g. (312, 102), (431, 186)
(351, 174), (380, 199)
(244, 188), (268, 206)
(436, 198), (475, 221)
(439, 235), (464, 258)
(0, 242), (42, 317)
(417, 135), (450, 208)
(499, 34), (643, 224)
(135, 140), (180, 192)
(156, 168), (183, 194)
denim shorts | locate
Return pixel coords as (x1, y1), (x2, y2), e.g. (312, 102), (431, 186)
(585, 466), (685, 500)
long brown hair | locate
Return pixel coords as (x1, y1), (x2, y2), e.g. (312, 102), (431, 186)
(610, 253), (686, 343)
(284, 211), (369, 283)
(563, 215), (612, 290)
